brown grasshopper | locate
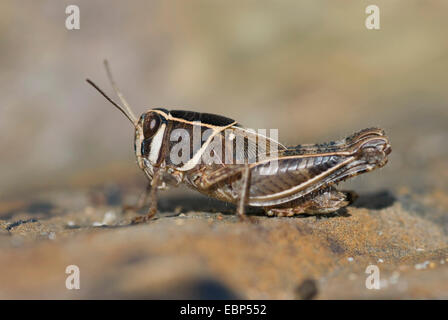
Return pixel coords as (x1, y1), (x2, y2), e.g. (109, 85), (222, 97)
(87, 62), (391, 222)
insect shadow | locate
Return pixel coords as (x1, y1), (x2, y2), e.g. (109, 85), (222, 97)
(311, 208), (351, 219)
(351, 190), (396, 210)
(129, 189), (395, 219)
(157, 193), (353, 219)
(157, 193), (265, 216)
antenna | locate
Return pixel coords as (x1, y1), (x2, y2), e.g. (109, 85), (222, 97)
(86, 60), (139, 126)
(86, 78), (137, 127)
(103, 59), (138, 123)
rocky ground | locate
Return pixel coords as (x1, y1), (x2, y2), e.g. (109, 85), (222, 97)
(1, 182), (447, 299)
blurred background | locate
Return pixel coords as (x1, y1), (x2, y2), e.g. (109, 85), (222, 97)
(1, 0), (447, 199)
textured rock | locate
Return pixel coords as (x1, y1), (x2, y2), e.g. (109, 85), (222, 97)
(0, 187), (447, 299)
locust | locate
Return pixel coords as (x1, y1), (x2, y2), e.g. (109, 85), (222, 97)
(86, 61), (391, 223)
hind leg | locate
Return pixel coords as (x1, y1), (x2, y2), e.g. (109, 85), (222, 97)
(265, 188), (357, 217)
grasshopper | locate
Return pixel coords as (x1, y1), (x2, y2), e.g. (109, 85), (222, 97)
(87, 62), (391, 222)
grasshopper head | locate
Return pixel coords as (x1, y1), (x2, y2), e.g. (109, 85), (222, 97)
(134, 109), (168, 176)
(86, 67), (169, 180)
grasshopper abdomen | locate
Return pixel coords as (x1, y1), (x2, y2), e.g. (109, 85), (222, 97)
(246, 128), (390, 214)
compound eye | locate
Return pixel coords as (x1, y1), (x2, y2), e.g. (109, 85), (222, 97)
(143, 113), (161, 139)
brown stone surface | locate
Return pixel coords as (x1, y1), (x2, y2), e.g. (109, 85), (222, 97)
(1, 186), (447, 299)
